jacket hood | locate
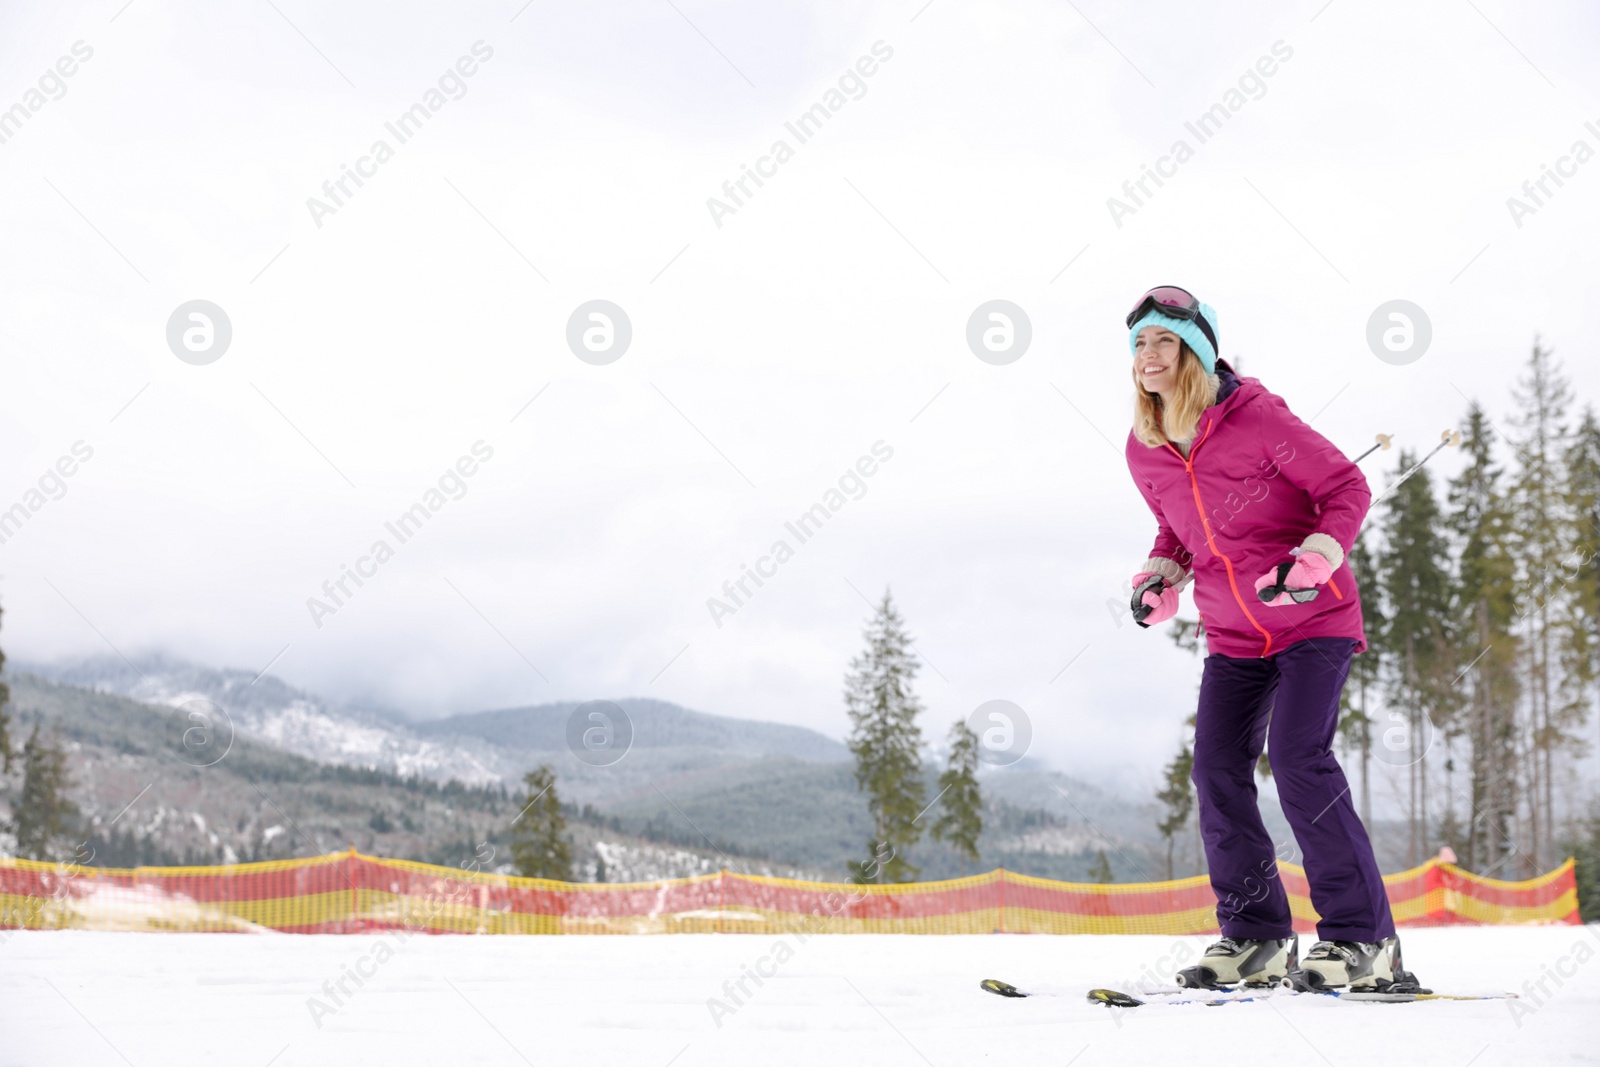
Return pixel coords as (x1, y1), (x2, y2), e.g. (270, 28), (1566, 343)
(1215, 358), (1242, 403)
(1198, 357), (1262, 435)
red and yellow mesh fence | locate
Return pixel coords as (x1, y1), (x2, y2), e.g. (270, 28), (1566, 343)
(0, 850), (1579, 935)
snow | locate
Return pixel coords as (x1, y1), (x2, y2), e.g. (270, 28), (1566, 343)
(35, 885), (263, 934)
(171, 691), (506, 787)
(587, 839), (829, 884)
(70, 668), (509, 787)
(1, 927), (1595, 1065)
(992, 826), (1114, 856)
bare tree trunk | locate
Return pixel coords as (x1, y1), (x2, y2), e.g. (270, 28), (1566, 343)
(1532, 614), (1547, 873)
(1359, 674), (1372, 828)
(1405, 634), (1419, 867)
(1536, 627), (1548, 870)
(1519, 688), (1538, 879)
(1468, 602), (1487, 870)
(1418, 722), (1429, 859)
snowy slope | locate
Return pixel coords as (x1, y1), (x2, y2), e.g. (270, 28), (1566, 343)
(18, 654), (507, 785)
(6, 667), (1165, 879)
(14, 655), (855, 789)
(1, 926), (1593, 1065)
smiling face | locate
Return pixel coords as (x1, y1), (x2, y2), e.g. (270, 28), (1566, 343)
(1134, 325), (1184, 396)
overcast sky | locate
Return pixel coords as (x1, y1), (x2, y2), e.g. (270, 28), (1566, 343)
(2, 0), (1598, 798)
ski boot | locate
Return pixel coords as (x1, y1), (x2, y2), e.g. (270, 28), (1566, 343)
(1281, 936), (1429, 993)
(1176, 935), (1298, 989)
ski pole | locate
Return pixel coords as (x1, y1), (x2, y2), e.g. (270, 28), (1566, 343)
(1353, 428), (1462, 541)
(1351, 433), (1393, 465)
(1369, 428), (1461, 510)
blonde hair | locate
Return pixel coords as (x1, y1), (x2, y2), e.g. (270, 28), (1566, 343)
(1131, 342), (1220, 448)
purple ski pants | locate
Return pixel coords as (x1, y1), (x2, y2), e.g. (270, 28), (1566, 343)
(1192, 636), (1396, 943)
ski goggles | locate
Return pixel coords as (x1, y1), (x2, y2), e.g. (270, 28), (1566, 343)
(1125, 285), (1217, 352)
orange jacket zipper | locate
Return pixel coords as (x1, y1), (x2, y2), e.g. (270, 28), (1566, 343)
(1164, 419), (1276, 658)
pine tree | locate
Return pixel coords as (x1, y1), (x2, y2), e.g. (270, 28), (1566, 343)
(1087, 849), (1114, 883)
(509, 764), (573, 881)
(9, 725), (81, 862)
(1374, 452), (1458, 866)
(1446, 403), (1522, 873)
(845, 589), (927, 884)
(1163, 627), (1208, 871)
(1167, 617), (1203, 656)
(1155, 739), (1194, 881)
(0, 599), (12, 774)
(1507, 339), (1575, 871)
(1557, 405), (1600, 773)
(1341, 535), (1384, 826)
(931, 721), (982, 867)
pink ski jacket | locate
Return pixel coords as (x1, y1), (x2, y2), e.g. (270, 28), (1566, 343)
(1124, 359), (1371, 658)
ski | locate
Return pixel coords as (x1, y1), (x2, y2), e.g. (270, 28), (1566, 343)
(980, 979), (1517, 1007)
(979, 979), (1030, 998)
(981, 980), (1268, 1005)
(1083, 986), (1518, 1006)
(1328, 991), (1519, 1003)
(1088, 986), (1274, 1007)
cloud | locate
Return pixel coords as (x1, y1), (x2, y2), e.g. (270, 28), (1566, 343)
(2, 0), (1598, 792)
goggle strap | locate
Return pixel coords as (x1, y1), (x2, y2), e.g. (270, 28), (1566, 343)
(1128, 292), (1217, 355)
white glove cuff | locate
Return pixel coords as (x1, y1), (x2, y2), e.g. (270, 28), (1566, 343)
(1137, 556), (1189, 587)
(1298, 532), (1345, 571)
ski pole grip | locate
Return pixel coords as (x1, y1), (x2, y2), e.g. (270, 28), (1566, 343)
(1258, 560), (1320, 604)
(1257, 561), (1295, 603)
(1131, 574), (1167, 628)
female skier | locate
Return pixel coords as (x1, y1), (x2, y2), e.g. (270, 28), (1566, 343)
(1121, 285), (1420, 993)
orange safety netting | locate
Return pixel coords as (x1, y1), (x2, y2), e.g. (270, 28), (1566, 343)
(0, 850), (1579, 935)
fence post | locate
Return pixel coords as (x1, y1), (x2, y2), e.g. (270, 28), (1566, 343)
(1423, 857), (1447, 924)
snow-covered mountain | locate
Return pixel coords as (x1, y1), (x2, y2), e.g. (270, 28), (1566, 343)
(2, 672), (821, 878)
(16, 654), (509, 785)
(12, 655), (855, 790)
(2, 659), (1203, 879)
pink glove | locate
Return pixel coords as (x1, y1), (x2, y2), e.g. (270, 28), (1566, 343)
(1131, 570), (1179, 626)
(1254, 551), (1332, 606)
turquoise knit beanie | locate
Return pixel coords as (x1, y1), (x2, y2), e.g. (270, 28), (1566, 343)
(1128, 301), (1219, 374)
